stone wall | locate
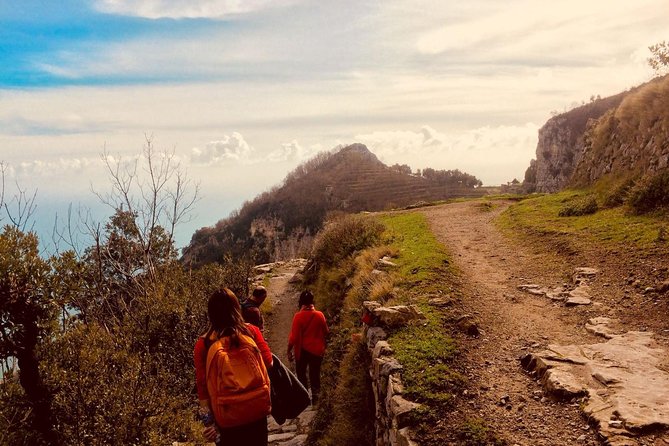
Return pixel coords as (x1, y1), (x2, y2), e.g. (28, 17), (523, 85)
(363, 302), (422, 446)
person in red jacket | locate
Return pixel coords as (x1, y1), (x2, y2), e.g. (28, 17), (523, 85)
(194, 287), (273, 446)
(287, 290), (329, 405)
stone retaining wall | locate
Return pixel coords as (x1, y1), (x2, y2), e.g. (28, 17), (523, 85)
(364, 314), (420, 446)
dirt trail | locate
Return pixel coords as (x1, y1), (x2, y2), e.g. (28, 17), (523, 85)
(422, 201), (604, 445)
(260, 260), (304, 368)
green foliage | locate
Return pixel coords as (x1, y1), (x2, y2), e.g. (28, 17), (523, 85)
(0, 219), (253, 444)
(626, 170), (669, 215)
(558, 195), (598, 217)
(456, 419), (506, 446)
(312, 338), (374, 446)
(601, 177), (636, 208)
(498, 190), (667, 249)
(379, 213), (452, 284)
(0, 226), (60, 443)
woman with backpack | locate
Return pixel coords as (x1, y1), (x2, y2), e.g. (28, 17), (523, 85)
(194, 287), (273, 446)
(287, 290), (329, 406)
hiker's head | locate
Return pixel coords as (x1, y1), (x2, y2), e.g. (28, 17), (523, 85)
(298, 290), (314, 308)
(250, 286), (267, 304)
(208, 287), (245, 332)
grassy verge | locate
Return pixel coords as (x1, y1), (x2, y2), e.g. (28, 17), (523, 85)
(498, 190), (668, 249)
(378, 213), (466, 445)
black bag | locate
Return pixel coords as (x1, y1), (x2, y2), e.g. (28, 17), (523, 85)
(268, 354), (311, 424)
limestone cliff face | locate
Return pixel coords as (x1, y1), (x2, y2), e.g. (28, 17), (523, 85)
(531, 75), (669, 192)
(571, 75), (669, 186)
(533, 93), (628, 192)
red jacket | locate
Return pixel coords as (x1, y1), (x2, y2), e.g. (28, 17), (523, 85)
(193, 323), (272, 401)
(288, 306), (329, 360)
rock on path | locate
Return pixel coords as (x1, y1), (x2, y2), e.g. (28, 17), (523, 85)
(522, 318), (669, 446)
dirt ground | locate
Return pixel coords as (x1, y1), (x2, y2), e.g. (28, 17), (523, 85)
(421, 200), (669, 446)
(261, 261), (304, 368)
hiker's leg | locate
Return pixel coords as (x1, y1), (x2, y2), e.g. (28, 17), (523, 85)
(308, 352), (323, 404)
(218, 417), (267, 446)
(296, 353), (309, 390)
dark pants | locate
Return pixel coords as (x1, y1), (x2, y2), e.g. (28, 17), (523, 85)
(296, 349), (323, 404)
(216, 417), (268, 446)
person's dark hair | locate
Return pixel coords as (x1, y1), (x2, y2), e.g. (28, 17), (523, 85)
(206, 287), (250, 347)
(252, 286), (267, 300)
(298, 290), (314, 308)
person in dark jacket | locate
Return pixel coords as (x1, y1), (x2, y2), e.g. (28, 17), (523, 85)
(242, 286), (267, 331)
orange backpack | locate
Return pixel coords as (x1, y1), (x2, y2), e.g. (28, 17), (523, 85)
(205, 330), (271, 428)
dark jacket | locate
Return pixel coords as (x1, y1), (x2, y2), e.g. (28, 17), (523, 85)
(268, 354), (310, 424)
(241, 300), (264, 331)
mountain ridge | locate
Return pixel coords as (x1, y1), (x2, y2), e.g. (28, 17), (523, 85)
(182, 143), (484, 266)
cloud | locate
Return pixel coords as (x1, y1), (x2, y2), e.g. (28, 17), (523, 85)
(190, 132), (255, 165)
(266, 140), (322, 163)
(354, 124), (539, 185)
(416, 0), (665, 65)
(94, 0), (298, 19)
(190, 133), (325, 166)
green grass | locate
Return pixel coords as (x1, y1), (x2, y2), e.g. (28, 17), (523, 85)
(498, 190), (668, 248)
(379, 212), (453, 285)
(377, 212), (463, 440)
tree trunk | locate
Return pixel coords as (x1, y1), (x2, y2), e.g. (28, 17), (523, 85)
(16, 322), (60, 446)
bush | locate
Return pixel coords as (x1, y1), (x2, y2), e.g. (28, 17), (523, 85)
(310, 214), (384, 270)
(558, 195), (598, 217)
(602, 178), (636, 208)
(626, 170), (669, 214)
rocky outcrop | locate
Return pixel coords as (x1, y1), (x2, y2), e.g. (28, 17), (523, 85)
(518, 266), (598, 306)
(521, 319), (669, 446)
(533, 94), (628, 193)
(529, 75), (669, 193)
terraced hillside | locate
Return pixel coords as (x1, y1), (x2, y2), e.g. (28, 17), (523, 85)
(182, 143), (484, 267)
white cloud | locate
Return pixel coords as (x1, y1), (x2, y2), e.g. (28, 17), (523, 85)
(190, 132), (255, 165)
(355, 124), (539, 185)
(17, 157), (98, 176)
(94, 0), (298, 19)
(416, 0), (665, 63)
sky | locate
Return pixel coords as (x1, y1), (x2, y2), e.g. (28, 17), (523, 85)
(0, 0), (666, 248)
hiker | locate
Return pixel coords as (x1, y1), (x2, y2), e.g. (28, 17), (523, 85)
(287, 290), (329, 405)
(194, 287), (273, 446)
(242, 285), (267, 331)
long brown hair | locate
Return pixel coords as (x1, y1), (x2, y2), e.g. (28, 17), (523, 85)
(205, 287), (251, 347)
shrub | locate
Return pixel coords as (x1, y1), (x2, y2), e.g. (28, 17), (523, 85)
(602, 178), (636, 208)
(626, 170), (669, 214)
(558, 195), (598, 217)
(310, 214), (384, 270)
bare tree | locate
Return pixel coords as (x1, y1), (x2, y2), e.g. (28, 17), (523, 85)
(0, 161), (37, 232)
(90, 135), (199, 279)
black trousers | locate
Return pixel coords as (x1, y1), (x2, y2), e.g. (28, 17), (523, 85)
(296, 349), (323, 403)
(216, 416), (267, 446)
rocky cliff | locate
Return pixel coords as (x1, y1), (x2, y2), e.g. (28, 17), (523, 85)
(529, 75), (669, 192)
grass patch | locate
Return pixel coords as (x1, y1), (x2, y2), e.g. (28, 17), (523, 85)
(498, 190), (668, 249)
(379, 212), (453, 285)
(378, 213), (464, 444)
(456, 418), (507, 446)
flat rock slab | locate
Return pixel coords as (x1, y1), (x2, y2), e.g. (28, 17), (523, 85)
(521, 325), (669, 445)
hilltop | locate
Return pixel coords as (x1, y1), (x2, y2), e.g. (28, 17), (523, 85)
(182, 143), (484, 266)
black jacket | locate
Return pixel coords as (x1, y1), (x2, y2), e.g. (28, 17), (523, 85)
(269, 354), (310, 424)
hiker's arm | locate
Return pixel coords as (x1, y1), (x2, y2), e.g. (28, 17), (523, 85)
(193, 339), (209, 402)
(249, 324), (273, 368)
(287, 314), (299, 361)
